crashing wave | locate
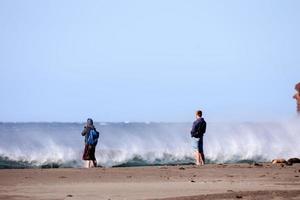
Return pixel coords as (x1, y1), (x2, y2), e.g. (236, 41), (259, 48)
(0, 119), (299, 168)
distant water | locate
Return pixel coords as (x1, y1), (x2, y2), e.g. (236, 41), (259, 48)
(0, 120), (299, 169)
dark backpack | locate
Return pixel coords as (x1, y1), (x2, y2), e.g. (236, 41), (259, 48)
(87, 129), (99, 145)
(192, 119), (206, 138)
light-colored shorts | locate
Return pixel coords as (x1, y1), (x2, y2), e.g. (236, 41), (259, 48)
(191, 137), (204, 152)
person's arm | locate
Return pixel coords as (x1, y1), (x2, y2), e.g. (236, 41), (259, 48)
(81, 127), (89, 136)
(190, 121), (199, 136)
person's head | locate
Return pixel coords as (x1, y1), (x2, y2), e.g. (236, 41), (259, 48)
(195, 110), (202, 119)
(87, 118), (93, 126)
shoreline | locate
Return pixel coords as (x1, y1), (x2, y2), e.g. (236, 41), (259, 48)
(0, 163), (300, 200)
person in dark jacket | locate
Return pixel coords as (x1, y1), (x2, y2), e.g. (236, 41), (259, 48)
(190, 110), (206, 166)
(81, 118), (99, 168)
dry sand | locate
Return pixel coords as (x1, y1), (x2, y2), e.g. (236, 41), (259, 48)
(0, 163), (300, 200)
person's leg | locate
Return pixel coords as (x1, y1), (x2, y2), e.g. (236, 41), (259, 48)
(84, 161), (89, 168)
(93, 159), (97, 167)
(90, 145), (96, 167)
(83, 144), (90, 168)
(198, 152), (204, 165)
(192, 138), (200, 165)
(194, 151), (200, 165)
(198, 136), (204, 165)
(89, 160), (94, 168)
(200, 152), (205, 165)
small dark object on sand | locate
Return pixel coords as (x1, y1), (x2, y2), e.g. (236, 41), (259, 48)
(252, 162), (263, 167)
(66, 194), (73, 197)
(190, 180), (195, 183)
(236, 195), (243, 198)
(59, 176), (67, 179)
(287, 158), (300, 165)
(179, 167), (185, 170)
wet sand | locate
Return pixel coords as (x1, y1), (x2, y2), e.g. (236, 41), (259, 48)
(0, 163), (300, 200)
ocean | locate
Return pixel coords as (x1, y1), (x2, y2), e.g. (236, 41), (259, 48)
(0, 120), (299, 169)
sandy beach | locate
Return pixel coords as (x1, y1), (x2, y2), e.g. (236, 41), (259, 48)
(0, 163), (299, 200)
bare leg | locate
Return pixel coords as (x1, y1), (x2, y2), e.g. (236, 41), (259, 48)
(200, 152), (205, 165)
(194, 151), (200, 165)
(199, 152), (204, 165)
(88, 160), (94, 168)
(84, 161), (89, 168)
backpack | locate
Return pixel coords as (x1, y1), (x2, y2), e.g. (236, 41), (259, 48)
(192, 119), (206, 138)
(87, 129), (99, 145)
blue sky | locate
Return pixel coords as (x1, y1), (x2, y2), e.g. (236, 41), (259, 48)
(0, 0), (299, 122)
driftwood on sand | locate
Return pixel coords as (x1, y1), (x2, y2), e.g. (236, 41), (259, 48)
(272, 158), (300, 165)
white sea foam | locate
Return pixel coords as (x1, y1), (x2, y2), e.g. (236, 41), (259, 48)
(0, 119), (299, 168)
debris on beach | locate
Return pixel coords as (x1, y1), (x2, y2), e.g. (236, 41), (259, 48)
(272, 158), (300, 166)
(287, 158), (300, 165)
(271, 159), (287, 164)
(252, 162), (263, 167)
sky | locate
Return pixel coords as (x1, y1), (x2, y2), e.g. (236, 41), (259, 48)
(0, 0), (299, 122)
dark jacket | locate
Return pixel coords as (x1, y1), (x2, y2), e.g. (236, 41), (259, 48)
(191, 118), (206, 138)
